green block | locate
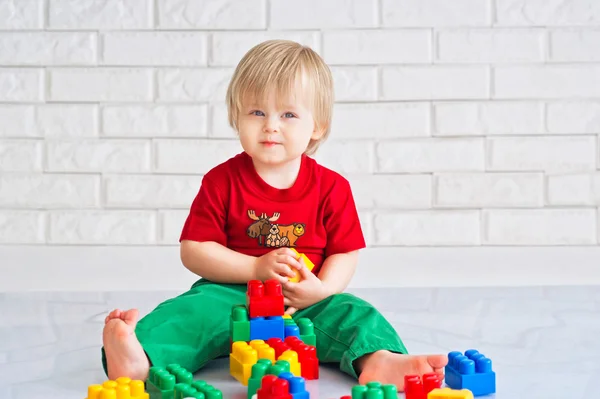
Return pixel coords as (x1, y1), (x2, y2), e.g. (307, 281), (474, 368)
(172, 380), (223, 399)
(147, 364), (193, 399)
(230, 304), (250, 342)
(351, 382), (398, 399)
(298, 318), (316, 347)
(247, 359), (272, 399)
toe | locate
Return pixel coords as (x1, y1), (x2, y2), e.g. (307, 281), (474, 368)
(122, 309), (139, 326)
(427, 354), (449, 369)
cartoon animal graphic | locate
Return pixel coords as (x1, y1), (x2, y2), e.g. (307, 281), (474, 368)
(266, 224), (281, 247)
(246, 210), (280, 246)
(277, 223), (306, 247)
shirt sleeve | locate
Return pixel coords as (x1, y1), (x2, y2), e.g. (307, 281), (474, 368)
(323, 177), (366, 257)
(179, 175), (227, 246)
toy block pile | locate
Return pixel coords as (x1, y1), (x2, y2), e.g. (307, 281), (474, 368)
(230, 278), (319, 398)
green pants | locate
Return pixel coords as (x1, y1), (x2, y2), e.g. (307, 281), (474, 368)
(102, 279), (407, 379)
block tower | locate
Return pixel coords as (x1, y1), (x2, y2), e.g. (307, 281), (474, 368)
(230, 278), (318, 399)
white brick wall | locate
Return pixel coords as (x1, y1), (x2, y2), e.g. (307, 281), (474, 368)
(1, 0), (599, 290)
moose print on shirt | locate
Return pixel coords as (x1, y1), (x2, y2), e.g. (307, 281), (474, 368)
(246, 210), (306, 248)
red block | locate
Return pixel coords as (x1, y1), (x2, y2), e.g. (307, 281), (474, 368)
(404, 373), (442, 399)
(257, 375), (292, 399)
(247, 279), (285, 318)
(284, 336), (319, 380)
(266, 338), (291, 358)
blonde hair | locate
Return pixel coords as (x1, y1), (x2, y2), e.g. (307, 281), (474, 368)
(226, 40), (334, 155)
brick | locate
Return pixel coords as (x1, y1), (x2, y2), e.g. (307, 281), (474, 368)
(36, 105), (98, 137)
(377, 138), (484, 173)
(104, 175), (200, 208)
(0, 0), (43, 29)
(437, 29), (544, 63)
(0, 211), (44, 244)
(483, 209), (597, 245)
(157, 0), (265, 29)
(331, 67), (377, 102)
(434, 173), (543, 208)
(102, 32), (207, 66)
(324, 30), (431, 65)
(49, 210), (156, 244)
(210, 103), (236, 138)
(349, 175), (432, 209)
(487, 136), (596, 172)
(0, 140), (42, 172)
(332, 103), (430, 139)
(46, 139), (150, 173)
(547, 173), (600, 205)
(154, 139), (242, 174)
(211, 32), (320, 67)
(382, 0), (490, 27)
(381, 66), (488, 100)
(102, 105), (207, 137)
(434, 101), (543, 136)
(494, 66), (600, 99)
(374, 211), (480, 245)
(49, 68), (152, 102)
(157, 68), (232, 102)
(313, 140), (374, 175)
(495, 0), (600, 26)
(48, 0), (152, 29)
(550, 29), (600, 62)
(0, 174), (99, 208)
(0, 104), (97, 138)
(0, 69), (43, 102)
(159, 210), (188, 244)
(0, 33), (96, 66)
(547, 102), (600, 134)
(269, 0), (377, 29)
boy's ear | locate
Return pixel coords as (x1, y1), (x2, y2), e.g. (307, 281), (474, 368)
(311, 122), (327, 140)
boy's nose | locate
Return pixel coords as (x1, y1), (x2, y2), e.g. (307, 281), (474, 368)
(263, 117), (279, 133)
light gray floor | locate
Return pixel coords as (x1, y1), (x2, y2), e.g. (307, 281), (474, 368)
(1, 286), (599, 399)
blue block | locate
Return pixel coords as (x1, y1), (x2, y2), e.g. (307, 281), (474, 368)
(250, 316), (284, 340)
(278, 371), (309, 399)
(445, 349), (496, 396)
(285, 324), (300, 339)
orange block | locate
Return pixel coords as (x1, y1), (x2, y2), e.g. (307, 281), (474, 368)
(428, 387), (474, 399)
(86, 377), (148, 399)
(289, 248), (315, 283)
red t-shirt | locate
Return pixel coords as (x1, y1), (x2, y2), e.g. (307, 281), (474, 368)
(180, 151), (365, 275)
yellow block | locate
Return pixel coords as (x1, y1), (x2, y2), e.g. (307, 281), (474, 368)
(278, 349), (301, 377)
(428, 388), (474, 399)
(249, 340), (276, 363)
(230, 341), (258, 386)
(288, 248), (315, 283)
(86, 377), (148, 399)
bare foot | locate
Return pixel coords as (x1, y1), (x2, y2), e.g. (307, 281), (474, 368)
(356, 350), (448, 391)
(103, 308), (150, 380)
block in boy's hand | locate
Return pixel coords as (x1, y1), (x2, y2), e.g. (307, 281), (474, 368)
(288, 248), (315, 283)
(247, 279), (285, 318)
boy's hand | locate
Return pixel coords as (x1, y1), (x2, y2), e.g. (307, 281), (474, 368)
(282, 257), (330, 316)
(253, 248), (302, 285)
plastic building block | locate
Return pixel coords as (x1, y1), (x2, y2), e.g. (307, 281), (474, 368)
(349, 381), (398, 399)
(277, 372), (309, 399)
(250, 316), (285, 341)
(288, 248), (315, 283)
(278, 349), (301, 377)
(231, 304), (251, 342)
(247, 279), (285, 318)
(267, 338), (292, 358)
(147, 364), (193, 399)
(284, 337), (318, 380)
(248, 360), (292, 399)
(256, 375), (292, 399)
(231, 341), (261, 385)
(86, 377), (148, 399)
(445, 350), (495, 396)
(173, 380), (223, 399)
(404, 373), (442, 399)
(428, 388), (473, 399)
(284, 317), (300, 339)
(297, 318), (316, 347)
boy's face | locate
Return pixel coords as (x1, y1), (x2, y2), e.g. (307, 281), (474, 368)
(237, 85), (323, 167)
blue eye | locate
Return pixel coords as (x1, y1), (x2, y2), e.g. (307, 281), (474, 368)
(284, 112), (295, 118)
(252, 110), (264, 116)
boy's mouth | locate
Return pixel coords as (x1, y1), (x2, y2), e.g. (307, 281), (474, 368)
(260, 141), (281, 146)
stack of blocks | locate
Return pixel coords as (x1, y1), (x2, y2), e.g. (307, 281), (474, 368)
(229, 278), (319, 399)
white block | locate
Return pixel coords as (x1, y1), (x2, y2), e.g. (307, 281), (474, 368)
(382, 0), (490, 27)
(0, 69), (43, 102)
(0, 211), (45, 244)
(0, 0), (43, 29)
(550, 29), (600, 62)
(269, 0), (377, 29)
(210, 103), (236, 138)
(331, 67), (377, 102)
(0, 33), (96, 65)
(48, 0), (152, 29)
(0, 139), (42, 172)
(495, 0), (600, 26)
(159, 210), (189, 244)
(157, 0), (265, 29)
(104, 175), (201, 208)
(349, 175), (432, 209)
(547, 102), (600, 134)
(547, 173), (600, 205)
(156, 68), (232, 102)
(154, 139), (242, 174)
(313, 141), (375, 175)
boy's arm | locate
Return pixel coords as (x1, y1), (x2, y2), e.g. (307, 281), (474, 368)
(317, 250), (359, 295)
(180, 240), (257, 283)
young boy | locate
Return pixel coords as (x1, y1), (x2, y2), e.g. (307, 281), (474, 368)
(101, 40), (447, 391)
